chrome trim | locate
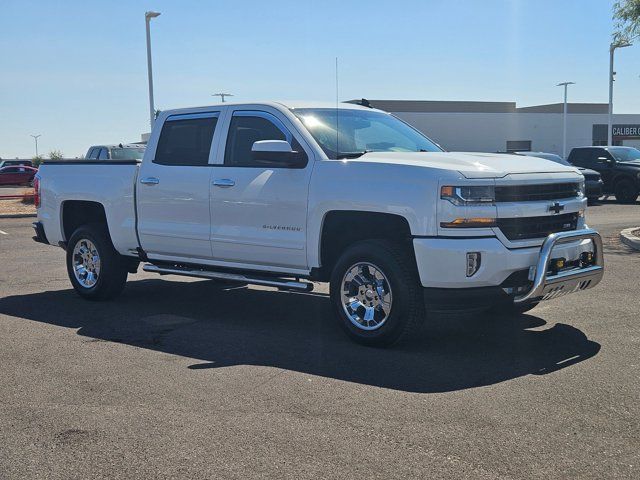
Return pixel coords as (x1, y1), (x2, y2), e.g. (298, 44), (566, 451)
(212, 178), (235, 187)
(72, 238), (101, 288)
(140, 177), (160, 185)
(142, 264), (313, 292)
(513, 228), (604, 304)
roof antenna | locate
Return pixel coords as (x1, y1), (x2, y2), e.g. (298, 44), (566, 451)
(335, 57), (339, 159)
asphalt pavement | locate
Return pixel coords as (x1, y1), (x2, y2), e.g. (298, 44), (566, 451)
(0, 201), (638, 479)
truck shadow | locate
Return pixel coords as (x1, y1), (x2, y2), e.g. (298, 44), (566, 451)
(0, 278), (600, 393)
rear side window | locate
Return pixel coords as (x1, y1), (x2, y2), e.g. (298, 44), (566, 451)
(98, 148), (108, 160)
(569, 149), (588, 166)
(154, 115), (218, 166)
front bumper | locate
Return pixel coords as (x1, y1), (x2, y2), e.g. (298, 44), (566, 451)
(586, 179), (604, 199)
(414, 228), (604, 308)
(512, 228), (603, 304)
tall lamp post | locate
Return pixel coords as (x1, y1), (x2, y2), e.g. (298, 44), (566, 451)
(608, 41), (632, 146)
(557, 82), (575, 159)
(30, 134), (41, 157)
(145, 11), (161, 129)
(212, 93), (234, 103)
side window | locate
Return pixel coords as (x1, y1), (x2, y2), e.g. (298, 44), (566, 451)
(98, 148), (108, 160)
(570, 149), (588, 167)
(224, 113), (306, 168)
(154, 115), (218, 166)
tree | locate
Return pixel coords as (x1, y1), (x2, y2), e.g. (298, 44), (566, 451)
(613, 0), (640, 43)
(48, 150), (64, 160)
(32, 155), (44, 167)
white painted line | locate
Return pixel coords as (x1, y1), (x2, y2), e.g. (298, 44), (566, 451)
(0, 230), (7, 235)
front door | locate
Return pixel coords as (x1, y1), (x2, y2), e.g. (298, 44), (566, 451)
(209, 109), (313, 270)
(137, 111), (222, 260)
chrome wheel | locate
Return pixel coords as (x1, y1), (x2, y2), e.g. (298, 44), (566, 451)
(340, 262), (393, 331)
(72, 239), (101, 288)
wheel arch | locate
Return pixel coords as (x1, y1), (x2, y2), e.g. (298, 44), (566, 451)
(313, 210), (414, 281)
(61, 200), (109, 243)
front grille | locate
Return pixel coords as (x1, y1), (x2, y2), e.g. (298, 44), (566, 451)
(495, 183), (580, 202)
(497, 213), (579, 241)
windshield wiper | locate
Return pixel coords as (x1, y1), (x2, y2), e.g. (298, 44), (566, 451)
(336, 151), (368, 159)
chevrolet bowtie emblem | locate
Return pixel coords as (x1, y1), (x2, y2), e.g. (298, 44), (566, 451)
(549, 202), (565, 214)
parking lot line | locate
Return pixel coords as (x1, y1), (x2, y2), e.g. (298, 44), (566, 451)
(0, 230), (8, 235)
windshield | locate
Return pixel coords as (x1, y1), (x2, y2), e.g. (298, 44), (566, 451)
(607, 147), (640, 162)
(110, 147), (145, 160)
(293, 108), (442, 159)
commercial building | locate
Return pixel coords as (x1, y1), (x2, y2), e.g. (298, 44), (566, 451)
(356, 100), (640, 157)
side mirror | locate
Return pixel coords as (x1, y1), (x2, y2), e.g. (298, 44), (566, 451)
(251, 140), (307, 167)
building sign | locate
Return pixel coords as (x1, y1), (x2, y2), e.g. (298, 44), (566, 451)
(612, 124), (640, 138)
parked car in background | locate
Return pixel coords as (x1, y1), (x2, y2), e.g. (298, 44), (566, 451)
(567, 146), (640, 204)
(0, 165), (38, 186)
(515, 151), (604, 202)
(0, 159), (33, 168)
(85, 144), (146, 161)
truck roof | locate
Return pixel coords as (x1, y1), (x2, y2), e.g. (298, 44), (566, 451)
(159, 101), (383, 117)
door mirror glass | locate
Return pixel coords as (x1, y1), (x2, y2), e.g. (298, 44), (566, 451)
(251, 140), (306, 167)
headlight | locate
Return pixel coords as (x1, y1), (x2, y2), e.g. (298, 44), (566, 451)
(440, 185), (495, 206)
(578, 180), (585, 197)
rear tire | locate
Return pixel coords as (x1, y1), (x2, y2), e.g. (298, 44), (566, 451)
(66, 224), (128, 300)
(614, 179), (639, 204)
(329, 239), (425, 347)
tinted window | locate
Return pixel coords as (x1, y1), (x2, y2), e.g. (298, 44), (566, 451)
(155, 116), (218, 166)
(97, 148), (108, 160)
(569, 148), (592, 167)
(224, 114), (291, 167)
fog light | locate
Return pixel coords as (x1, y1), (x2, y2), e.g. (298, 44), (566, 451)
(580, 251), (594, 266)
(466, 252), (481, 277)
(551, 257), (566, 271)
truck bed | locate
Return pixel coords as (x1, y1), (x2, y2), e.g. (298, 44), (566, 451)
(37, 161), (140, 255)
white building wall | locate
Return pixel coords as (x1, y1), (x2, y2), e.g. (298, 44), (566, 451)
(392, 112), (640, 157)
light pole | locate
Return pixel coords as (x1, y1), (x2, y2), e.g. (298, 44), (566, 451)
(212, 93), (234, 103)
(145, 11), (161, 129)
(608, 41), (632, 146)
(30, 134), (41, 157)
(557, 82), (575, 159)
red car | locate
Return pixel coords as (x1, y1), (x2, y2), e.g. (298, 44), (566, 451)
(0, 166), (38, 186)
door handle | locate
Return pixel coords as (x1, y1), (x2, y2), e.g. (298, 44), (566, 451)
(140, 177), (160, 185)
(212, 179), (235, 188)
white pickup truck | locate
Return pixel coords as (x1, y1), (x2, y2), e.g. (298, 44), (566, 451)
(33, 101), (604, 346)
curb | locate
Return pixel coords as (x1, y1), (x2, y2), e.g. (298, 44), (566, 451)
(0, 213), (37, 219)
(620, 227), (640, 251)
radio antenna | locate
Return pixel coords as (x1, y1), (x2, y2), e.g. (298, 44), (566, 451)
(335, 57), (339, 159)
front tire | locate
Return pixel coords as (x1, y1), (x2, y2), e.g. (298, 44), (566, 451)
(66, 224), (128, 300)
(329, 240), (425, 347)
(614, 179), (639, 204)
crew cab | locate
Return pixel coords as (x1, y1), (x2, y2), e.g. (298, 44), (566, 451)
(568, 146), (640, 204)
(32, 102), (604, 346)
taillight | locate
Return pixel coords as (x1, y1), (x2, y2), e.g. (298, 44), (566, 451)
(33, 176), (41, 208)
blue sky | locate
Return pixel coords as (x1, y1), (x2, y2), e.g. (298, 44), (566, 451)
(1, 0), (638, 158)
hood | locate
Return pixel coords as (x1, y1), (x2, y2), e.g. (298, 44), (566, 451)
(617, 160), (640, 167)
(347, 151), (578, 179)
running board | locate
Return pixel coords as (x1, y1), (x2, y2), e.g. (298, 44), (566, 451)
(142, 264), (314, 292)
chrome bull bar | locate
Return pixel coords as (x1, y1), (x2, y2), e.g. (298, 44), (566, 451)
(513, 228), (604, 304)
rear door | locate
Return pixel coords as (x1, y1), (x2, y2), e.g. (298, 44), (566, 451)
(137, 111), (224, 260)
(209, 108), (313, 270)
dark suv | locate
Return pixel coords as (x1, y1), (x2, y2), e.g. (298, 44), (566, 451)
(568, 146), (640, 204)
